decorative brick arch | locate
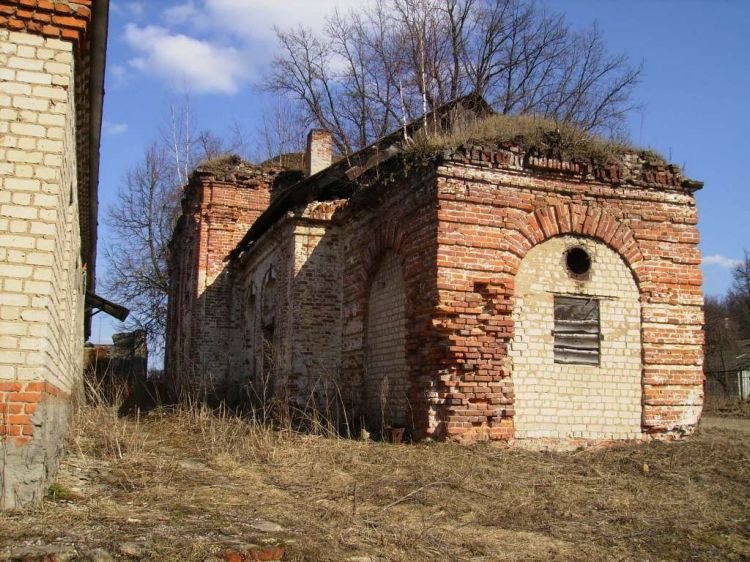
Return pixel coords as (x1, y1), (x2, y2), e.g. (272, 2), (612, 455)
(505, 204), (648, 441)
(432, 202), (652, 443)
(517, 204), (645, 285)
(356, 222), (411, 434)
(509, 234), (643, 440)
(361, 221), (408, 280)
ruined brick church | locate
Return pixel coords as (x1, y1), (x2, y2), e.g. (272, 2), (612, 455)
(165, 95), (705, 444)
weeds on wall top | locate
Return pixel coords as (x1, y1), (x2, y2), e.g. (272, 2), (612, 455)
(406, 113), (666, 168)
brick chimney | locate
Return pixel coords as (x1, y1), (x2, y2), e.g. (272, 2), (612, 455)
(304, 129), (333, 176)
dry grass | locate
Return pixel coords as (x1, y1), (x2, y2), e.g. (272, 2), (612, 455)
(410, 113), (665, 167)
(704, 396), (750, 419)
(1, 401), (748, 561)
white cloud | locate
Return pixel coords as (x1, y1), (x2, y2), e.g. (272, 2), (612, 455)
(703, 254), (742, 269)
(164, 2), (198, 25)
(103, 121), (128, 136)
(124, 23), (248, 95)
(201, 0), (368, 42)
(111, 1), (145, 17)
(108, 64), (130, 88)
(121, 1), (368, 96)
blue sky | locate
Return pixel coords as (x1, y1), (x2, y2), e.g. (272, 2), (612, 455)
(91, 0), (750, 345)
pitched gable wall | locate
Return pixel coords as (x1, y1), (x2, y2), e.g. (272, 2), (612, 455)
(431, 153), (703, 443)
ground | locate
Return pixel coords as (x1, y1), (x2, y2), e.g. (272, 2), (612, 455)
(1, 405), (748, 562)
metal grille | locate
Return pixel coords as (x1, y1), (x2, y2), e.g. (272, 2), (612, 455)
(553, 296), (600, 365)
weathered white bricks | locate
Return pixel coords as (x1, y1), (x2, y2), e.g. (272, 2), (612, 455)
(0, 29), (83, 394)
(510, 236), (643, 440)
(365, 251), (409, 429)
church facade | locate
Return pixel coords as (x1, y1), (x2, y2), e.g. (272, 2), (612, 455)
(166, 97), (704, 444)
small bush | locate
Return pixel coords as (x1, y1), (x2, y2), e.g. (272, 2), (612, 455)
(46, 483), (72, 502)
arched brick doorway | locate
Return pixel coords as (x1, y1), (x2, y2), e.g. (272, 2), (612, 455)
(509, 235), (643, 440)
(365, 251), (408, 433)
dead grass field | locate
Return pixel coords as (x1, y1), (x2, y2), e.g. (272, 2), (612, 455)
(704, 396), (750, 419)
(1, 403), (749, 562)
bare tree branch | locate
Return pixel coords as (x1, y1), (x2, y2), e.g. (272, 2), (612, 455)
(104, 100), (249, 351)
(104, 143), (176, 348)
(264, 0), (642, 152)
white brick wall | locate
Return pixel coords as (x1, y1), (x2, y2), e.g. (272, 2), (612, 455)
(0, 29), (83, 393)
(289, 223), (342, 401)
(509, 236), (642, 440)
(365, 251), (408, 430)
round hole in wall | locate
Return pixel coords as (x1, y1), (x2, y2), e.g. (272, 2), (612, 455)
(566, 247), (591, 276)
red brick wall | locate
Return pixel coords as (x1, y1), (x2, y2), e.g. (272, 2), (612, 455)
(430, 146), (703, 442)
(0, 1), (92, 46)
(166, 166), (275, 396)
(0, 380), (66, 445)
(338, 164), (442, 438)
(167, 145), (704, 444)
(219, 162), (442, 434)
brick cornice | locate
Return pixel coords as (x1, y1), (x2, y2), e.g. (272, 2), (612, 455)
(0, 0), (92, 45)
(447, 143), (703, 192)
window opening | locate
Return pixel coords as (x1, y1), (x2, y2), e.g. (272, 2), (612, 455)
(553, 296), (600, 365)
(566, 247), (591, 276)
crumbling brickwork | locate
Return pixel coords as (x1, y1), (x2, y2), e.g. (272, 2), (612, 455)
(230, 218), (295, 397)
(430, 147), (703, 442)
(166, 160), (284, 397)
(167, 105), (704, 445)
(287, 210), (343, 398)
(226, 202), (345, 409)
(336, 165), (441, 437)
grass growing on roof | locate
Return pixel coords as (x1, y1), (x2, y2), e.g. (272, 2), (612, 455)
(194, 153), (246, 175)
(410, 113), (666, 167)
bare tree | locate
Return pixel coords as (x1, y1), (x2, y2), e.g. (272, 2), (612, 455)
(729, 250), (750, 337)
(163, 95), (249, 186)
(104, 100), (248, 351)
(703, 249), (750, 398)
(265, 0), (642, 152)
(705, 297), (740, 364)
(255, 96), (307, 163)
(104, 143), (177, 347)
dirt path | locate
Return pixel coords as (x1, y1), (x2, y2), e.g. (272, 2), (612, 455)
(701, 415), (750, 433)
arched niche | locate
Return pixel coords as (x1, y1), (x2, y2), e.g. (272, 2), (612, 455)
(364, 250), (408, 434)
(509, 235), (642, 440)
